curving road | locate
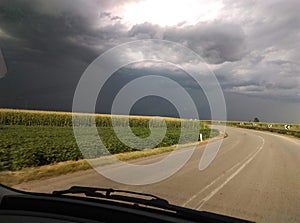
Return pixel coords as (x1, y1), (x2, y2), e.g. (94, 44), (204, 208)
(15, 127), (300, 223)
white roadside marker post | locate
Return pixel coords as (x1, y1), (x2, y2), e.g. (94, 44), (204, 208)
(199, 133), (203, 142)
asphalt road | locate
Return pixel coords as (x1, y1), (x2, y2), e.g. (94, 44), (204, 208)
(15, 127), (300, 223)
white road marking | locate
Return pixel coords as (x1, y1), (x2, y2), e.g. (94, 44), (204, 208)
(182, 162), (241, 207)
(183, 137), (260, 207)
(196, 136), (265, 209)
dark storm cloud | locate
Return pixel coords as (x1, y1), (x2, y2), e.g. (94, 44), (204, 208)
(0, 1), (91, 109)
(0, 0), (299, 122)
(0, 0), (104, 59)
(97, 64), (211, 119)
(0, 0), (132, 110)
(0, 0), (137, 69)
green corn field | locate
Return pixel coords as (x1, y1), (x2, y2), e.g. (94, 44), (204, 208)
(0, 109), (217, 171)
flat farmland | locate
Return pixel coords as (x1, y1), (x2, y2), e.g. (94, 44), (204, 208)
(0, 109), (218, 171)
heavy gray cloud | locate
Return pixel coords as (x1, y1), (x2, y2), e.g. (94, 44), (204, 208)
(128, 21), (248, 64)
(0, 0), (299, 122)
(217, 0), (300, 103)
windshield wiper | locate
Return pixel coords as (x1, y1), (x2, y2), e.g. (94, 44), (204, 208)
(53, 186), (170, 209)
(53, 186), (254, 223)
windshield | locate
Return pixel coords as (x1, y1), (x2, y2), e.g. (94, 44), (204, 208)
(0, 1), (299, 223)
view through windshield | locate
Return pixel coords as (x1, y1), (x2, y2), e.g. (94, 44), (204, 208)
(0, 1), (299, 223)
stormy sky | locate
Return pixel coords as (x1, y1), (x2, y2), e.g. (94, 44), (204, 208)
(0, 0), (299, 122)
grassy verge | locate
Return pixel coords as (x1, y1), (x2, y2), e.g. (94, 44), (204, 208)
(225, 122), (300, 138)
(238, 126), (300, 139)
(206, 120), (300, 139)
